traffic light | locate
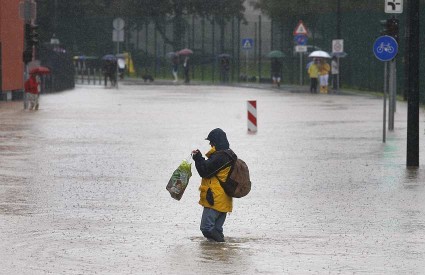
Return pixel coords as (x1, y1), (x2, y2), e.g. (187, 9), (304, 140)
(24, 23), (31, 47)
(23, 48), (32, 64)
(386, 17), (399, 41)
(24, 23), (39, 47)
(29, 24), (39, 47)
(379, 19), (388, 35)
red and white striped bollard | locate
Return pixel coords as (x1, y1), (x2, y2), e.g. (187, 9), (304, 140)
(247, 100), (257, 132)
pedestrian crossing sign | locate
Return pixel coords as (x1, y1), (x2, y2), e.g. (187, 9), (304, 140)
(293, 20), (308, 35)
(242, 38), (254, 50)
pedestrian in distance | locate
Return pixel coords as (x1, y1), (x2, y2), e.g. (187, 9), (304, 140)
(220, 57), (230, 83)
(171, 54), (179, 83)
(192, 128), (235, 242)
(271, 58), (282, 87)
(102, 60), (116, 87)
(318, 58), (330, 94)
(183, 56), (190, 84)
(331, 56), (339, 92)
(308, 58), (319, 94)
(24, 73), (40, 110)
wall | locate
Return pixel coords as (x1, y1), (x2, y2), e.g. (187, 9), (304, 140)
(0, 0), (24, 94)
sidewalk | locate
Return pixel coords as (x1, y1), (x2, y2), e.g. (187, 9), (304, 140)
(120, 76), (356, 96)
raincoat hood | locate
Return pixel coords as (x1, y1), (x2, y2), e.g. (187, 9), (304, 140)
(205, 128), (229, 151)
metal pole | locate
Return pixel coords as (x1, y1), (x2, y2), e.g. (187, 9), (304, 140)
(258, 15), (262, 82)
(388, 59), (395, 130)
(299, 53), (302, 86)
(246, 50), (248, 82)
(337, 57), (340, 92)
(393, 59), (397, 113)
(406, 0), (420, 167)
(383, 62), (388, 143)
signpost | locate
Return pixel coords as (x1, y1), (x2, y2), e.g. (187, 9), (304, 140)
(294, 21), (308, 86)
(385, 0), (403, 13)
(332, 39), (344, 91)
(113, 18), (125, 89)
(242, 38), (254, 82)
(373, 35), (398, 142)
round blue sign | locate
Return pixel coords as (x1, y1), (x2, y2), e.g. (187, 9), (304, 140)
(373, 36), (398, 62)
(294, 34), (307, 46)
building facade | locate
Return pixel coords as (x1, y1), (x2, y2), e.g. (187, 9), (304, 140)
(0, 0), (25, 100)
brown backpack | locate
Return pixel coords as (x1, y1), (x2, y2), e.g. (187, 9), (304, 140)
(217, 151), (251, 198)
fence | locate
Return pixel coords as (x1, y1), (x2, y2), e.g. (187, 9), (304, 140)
(67, 11), (425, 102)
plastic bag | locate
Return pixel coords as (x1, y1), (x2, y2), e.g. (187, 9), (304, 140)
(166, 159), (192, 200)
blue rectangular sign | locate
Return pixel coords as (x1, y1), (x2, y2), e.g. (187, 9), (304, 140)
(242, 38), (254, 50)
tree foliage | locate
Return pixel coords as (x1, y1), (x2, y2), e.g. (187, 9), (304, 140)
(37, 0), (246, 54)
(251, 0), (381, 21)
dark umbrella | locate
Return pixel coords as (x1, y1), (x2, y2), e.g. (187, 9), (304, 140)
(177, 48), (193, 55)
(218, 53), (231, 58)
(102, 54), (117, 61)
(268, 50), (285, 58)
(29, 66), (51, 75)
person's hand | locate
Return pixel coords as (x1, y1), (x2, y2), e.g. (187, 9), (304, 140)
(192, 149), (201, 159)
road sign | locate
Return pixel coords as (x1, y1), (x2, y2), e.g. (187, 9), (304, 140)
(295, 45), (307, 53)
(113, 18), (125, 30)
(332, 39), (344, 53)
(113, 29), (124, 42)
(294, 34), (307, 46)
(373, 35), (398, 61)
(385, 0), (403, 13)
(242, 38), (254, 50)
(19, 0), (36, 21)
(293, 20), (308, 35)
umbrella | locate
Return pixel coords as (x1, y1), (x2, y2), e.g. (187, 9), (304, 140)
(308, 50), (331, 58)
(331, 52), (348, 58)
(268, 50), (285, 58)
(177, 48), (193, 55)
(29, 66), (51, 75)
(218, 53), (231, 58)
(102, 54), (117, 61)
(73, 55), (98, 60)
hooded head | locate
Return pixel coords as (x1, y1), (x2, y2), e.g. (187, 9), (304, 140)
(205, 128), (229, 151)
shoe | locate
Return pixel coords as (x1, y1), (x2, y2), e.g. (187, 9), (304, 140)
(35, 104), (39, 110)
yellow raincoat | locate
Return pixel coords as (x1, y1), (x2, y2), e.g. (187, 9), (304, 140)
(198, 147), (233, 213)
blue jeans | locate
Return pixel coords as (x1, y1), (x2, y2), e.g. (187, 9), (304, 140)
(200, 207), (227, 242)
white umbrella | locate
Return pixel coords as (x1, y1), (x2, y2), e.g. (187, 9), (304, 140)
(308, 50), (331, 58)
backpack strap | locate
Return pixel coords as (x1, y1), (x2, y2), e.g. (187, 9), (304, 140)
(213, 150), (236, 184)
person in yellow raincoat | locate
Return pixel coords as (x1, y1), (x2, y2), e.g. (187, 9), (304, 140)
(192, 128), (235, 242)
(318, 58), (331, 94)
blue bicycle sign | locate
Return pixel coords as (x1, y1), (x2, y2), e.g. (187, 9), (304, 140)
(376, 42), (394, 54)
(373, 36), (398, 61)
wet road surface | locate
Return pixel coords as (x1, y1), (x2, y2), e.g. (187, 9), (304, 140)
(1, 84), (425, 274)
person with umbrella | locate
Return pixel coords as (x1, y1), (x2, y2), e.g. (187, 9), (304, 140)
(25, 72), (40, 110)
(318, 58), (331, 94)
(183, 56), (190, 84)
(271, 58), (282, 88)
(171, 53), (179, 83)
(307, 58), (319, 94)
(268, 51), (284, 88)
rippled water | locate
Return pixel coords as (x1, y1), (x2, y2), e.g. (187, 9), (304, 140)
(1, 85), (425, 274)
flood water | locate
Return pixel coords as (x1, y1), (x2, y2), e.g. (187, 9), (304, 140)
(1, 84), (425, 274)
